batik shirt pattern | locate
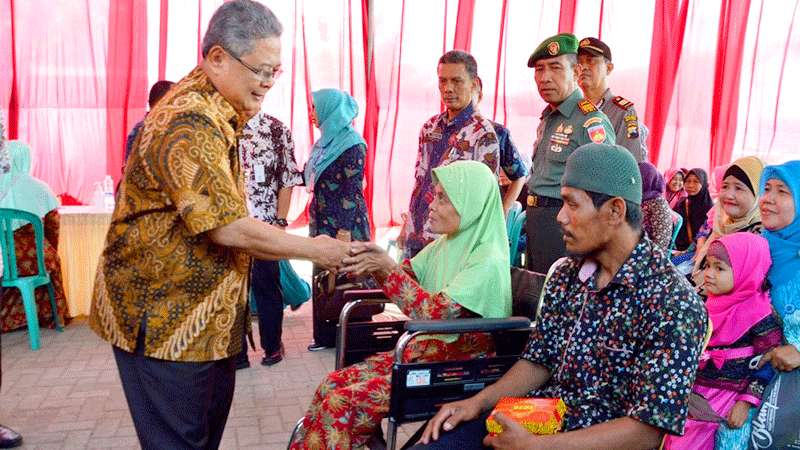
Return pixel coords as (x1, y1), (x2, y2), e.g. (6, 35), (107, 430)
(239, 112), (303, 224)
(90, 67), (251, 362)
(403, 104), (500, 257)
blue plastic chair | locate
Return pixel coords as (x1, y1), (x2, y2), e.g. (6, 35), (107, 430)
(669, 209), (683, 252)
(508, 210), (527, 266)
(0, 208), (63, 350)
(505, 201), (523, 238)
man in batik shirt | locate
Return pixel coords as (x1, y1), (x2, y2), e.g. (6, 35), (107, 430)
(398, 50), (501, 259)
(89, 2), (348, 448)
(236, 111), (303, 368)
(416, 144), (707, 450)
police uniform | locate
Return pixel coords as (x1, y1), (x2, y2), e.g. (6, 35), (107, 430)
(525, 34), (616, 273)
(578, 37), (647, 161)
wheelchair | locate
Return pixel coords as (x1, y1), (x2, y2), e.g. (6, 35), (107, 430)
(288, 267), (548, 450)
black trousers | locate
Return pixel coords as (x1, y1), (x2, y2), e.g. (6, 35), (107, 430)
(525, 205), (566, 274)
(238, 259), (283, 359)
(409, 412), (491, 450)
(113, 326), (236, 450)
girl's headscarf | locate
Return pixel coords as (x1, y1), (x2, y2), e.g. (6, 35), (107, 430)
(410, 161), (511, 319)
(638, 161), (666, 202)
(705, 233), (773, 347)
(664, 168), (688, 208)
(678, 168), (714, 243)
(761, 160), (800, 287)
(303, 89), (366, 190)
(0, 141), (59, 230)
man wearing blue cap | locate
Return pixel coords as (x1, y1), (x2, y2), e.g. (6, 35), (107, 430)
(414, 144), (707, 450)
(524, 33), (616, 274)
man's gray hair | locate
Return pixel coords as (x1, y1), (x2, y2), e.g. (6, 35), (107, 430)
(438, 50), (478, 79)
(564, 53), (578, 68)
(201, 0), (282, 58)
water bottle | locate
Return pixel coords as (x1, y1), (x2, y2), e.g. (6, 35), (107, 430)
(102, 175), (115, 211)
(92, 182), (104, 208)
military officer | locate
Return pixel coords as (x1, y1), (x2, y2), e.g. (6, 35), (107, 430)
(525, 33), (615, 273)
(578, 36), (648, 161)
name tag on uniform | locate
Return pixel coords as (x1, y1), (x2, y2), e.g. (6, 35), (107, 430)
(254, 164), (266, 183)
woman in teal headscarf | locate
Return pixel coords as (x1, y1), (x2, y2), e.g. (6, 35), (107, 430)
(305, 89), (372, 351)
(305, 88), (370, 242)
(0, 141), (68, 332)
(291, 161), (512, 449)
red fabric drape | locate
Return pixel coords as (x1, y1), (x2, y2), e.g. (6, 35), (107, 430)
(361, 0), (380, 230)
(6, 0), (18, 139)
(453, 0), (475, 51)
(644, 0), (689, 164)
(559, 0), (578, 33)
(106, 0), (148, 186)
(709, 0), (751, 170)
(158, 0), (169, 80)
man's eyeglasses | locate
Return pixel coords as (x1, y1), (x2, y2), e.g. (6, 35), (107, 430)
(225, 49), (283, 83)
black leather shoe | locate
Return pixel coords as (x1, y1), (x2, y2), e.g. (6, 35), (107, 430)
(261, 350), (283, 366)
(307, 342), (329, 352)
(0, 425), (22, 448)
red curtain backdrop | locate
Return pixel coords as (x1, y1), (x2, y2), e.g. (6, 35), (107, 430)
(2, 0), (800, 228)
(106, 0), (149, 187)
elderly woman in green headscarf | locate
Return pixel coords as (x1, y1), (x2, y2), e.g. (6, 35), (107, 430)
(290, 161), (511, 449)
(0, 141), (68, 332)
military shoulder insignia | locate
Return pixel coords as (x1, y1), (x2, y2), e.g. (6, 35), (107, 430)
(612, 96), (634, 110)
(578, 100), (597, 115)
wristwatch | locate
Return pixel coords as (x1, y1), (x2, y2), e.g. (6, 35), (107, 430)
(275, 218), (288, 227)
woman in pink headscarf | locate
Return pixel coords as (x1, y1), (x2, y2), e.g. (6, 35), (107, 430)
(664, 168), (688, 209)
(664, 232), (782, 450)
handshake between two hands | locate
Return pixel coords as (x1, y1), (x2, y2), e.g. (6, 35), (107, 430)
(311, 237), (396, 279)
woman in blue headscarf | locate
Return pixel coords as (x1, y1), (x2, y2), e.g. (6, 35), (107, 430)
(305, 88), (370, 242)
(305, 89), (372, 351)
(0, 141), (68, 333)
(718, 160), (800, 449)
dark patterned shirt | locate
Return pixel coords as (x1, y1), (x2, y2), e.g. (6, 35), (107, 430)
(642, 197), (674, 250)
(90, 67), (250, 362)
(490, 120), (528, 182)
(522, 236), (708, 435)
(239, 112), (303, 224)
(403, 104), (500, 258)
(308, 144), (370, 241)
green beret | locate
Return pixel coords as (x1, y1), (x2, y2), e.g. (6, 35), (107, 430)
(561, 143), (643, 205)
(527, 33), (579, 67)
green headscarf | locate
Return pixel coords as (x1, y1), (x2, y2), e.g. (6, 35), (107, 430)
(0, 141), (59, 230)
(410, 161), (511, 319)
(303, 89), (366, 190)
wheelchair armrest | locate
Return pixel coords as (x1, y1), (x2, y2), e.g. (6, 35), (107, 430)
(404, 316), (531, 334)
(395, 317), (532, 362)
(342, 289), (387, 303)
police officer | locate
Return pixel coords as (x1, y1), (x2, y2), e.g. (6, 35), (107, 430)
(526, 33), (615, 273)
(578, 37), (647, 161)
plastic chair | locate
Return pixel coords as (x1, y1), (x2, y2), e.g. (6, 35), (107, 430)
(669, 209), (683, 251)
(505, 201), (522, 238)
(508, 210), (527, 266)
(0, 208), (63, 350)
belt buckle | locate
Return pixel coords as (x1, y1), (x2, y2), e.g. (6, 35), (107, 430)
(527, 195), (538, 208)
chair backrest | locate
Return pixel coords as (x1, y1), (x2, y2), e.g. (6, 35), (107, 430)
(505, 201), (522, 238)
(507, 210), (527, 266)
(669, 209), (683, 251)
(0, 208), (46, 281)
(510, 267), (547, 320)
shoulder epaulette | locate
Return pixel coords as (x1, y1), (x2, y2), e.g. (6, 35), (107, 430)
(577, 99), (597, 115)
(612, 96), (634, 110)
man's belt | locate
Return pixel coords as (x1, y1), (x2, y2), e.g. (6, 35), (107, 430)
(527, 194), (563, 208)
